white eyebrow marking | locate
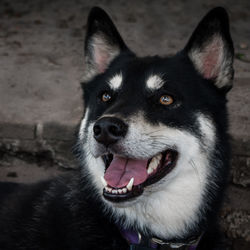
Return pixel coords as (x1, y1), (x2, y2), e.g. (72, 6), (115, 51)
(146, 75), (165, 90)
(108, 73), (123, 90)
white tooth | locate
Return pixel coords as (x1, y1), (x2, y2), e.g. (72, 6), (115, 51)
(122, 188), (127, 193)
(156, 153), (162, 161)
(147, 166), (154, 175)
(154, 154), (161, 163)
(107, 187), (112, 193)
(118, 189), (123, 194)
(152, 159), (158, 169)
(147, 153), (162, 175)
(101, 176), (107, 187)
(126, 177), (134, 191)
(155, 154), (162, 164)
(147, 160), (157, 174)
(112, 189), (118, 194)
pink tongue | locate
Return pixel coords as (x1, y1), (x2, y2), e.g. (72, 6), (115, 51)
(104, 156), (148, 188)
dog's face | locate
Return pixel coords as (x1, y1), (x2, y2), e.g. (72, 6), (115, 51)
(78, 7), (233, 239)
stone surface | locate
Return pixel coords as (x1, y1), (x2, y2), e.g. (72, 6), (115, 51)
(228, 78), (250, 144)
(221, 209), (250, 242)
(224, 186), (250, 211)
(0, 157), (65, 183)
(0, 123), (35, 139)
(0, 138), (77, 169)
(42, 122), (78, 141)
(231, 156), (250, 187)
(221, 186), (250, 242)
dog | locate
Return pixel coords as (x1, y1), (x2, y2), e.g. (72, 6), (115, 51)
(0, 6), (234, 250)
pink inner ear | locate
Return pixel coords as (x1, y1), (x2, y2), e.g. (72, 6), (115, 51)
(94, 47), (110, 73)
(92, 34), (119, 74)
(200, 37), (223, 79)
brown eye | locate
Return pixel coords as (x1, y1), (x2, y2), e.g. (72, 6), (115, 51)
(159, 95), (174, 105)
(101, 92), (112, 102)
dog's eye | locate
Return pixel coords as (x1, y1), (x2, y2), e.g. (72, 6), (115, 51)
(101, 92), (112, 102)
(159, 95), (174, 105)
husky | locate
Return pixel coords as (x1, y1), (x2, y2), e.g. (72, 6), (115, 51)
(0, 6), (234, 250)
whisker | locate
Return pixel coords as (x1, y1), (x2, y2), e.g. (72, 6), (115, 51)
(189, 159), (202, 187)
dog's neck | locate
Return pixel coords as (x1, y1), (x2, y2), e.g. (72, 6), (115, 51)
(118, 226), (203, 249)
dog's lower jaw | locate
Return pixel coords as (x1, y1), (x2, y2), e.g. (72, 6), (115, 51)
(86, 164), (207, 239)
(101, 158), (208, 241)
(83, 154), (203, 240)
(115, 201), (200, 240)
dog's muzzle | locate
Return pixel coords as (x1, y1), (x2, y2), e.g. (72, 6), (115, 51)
(92, 116), (178, 203)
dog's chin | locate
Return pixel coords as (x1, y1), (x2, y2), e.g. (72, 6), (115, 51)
(101, 149), (178, 203)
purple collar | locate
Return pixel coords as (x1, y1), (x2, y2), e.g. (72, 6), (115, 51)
(119, 227), (203, 250)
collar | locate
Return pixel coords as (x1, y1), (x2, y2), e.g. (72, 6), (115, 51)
(119, 227), (203, 250)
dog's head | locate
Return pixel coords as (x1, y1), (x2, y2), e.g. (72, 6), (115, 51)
(78, 7), (233, 239)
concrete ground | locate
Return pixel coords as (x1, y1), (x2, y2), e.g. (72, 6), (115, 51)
(0, 0), (249, 249)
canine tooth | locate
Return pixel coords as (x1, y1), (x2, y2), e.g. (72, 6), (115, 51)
(112, 190), (118, 194)
(107, 187), (112, 193)
(126, 178), (134, 191)
(122, 188), (127, 193)
(101, 176), (107, 187)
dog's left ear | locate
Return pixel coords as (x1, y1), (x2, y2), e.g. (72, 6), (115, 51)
(184, 7), (234, 93)
(83, 7), (129, 81)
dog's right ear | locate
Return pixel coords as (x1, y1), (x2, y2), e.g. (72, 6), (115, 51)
(83, 7), (128, 81)
(184, 7), (234, 93)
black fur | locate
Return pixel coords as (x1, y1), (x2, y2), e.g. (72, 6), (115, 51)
(0, 7), (234, 250)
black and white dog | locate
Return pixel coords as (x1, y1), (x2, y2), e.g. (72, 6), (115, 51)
(0, 7), (234, 250)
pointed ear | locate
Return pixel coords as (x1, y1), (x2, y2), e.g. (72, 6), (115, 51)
(83, 7), (128, 81)
(184, 7), (234, 92)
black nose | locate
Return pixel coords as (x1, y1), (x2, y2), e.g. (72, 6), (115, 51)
(93, 117), (128, 146)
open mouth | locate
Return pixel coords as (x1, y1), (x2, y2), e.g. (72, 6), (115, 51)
(101, 150), (178, 202)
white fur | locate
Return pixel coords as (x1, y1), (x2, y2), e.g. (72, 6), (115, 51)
(84, 128), (106, 194)
(78, 109), (106, 194)
(108, 73), (123, 90)
(80, 112), (216, 239)
(79, 115), (106, 195)
(197, 114), (216, 150)
(79, 108), (89, 141)
(146, 75), (164, 90)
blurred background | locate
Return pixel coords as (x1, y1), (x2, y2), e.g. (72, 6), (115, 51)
(0, 0), (249, 249)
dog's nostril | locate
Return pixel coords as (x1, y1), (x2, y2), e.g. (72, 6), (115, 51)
(93, 125), (101, 136)
(108, 125), (121, 137)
